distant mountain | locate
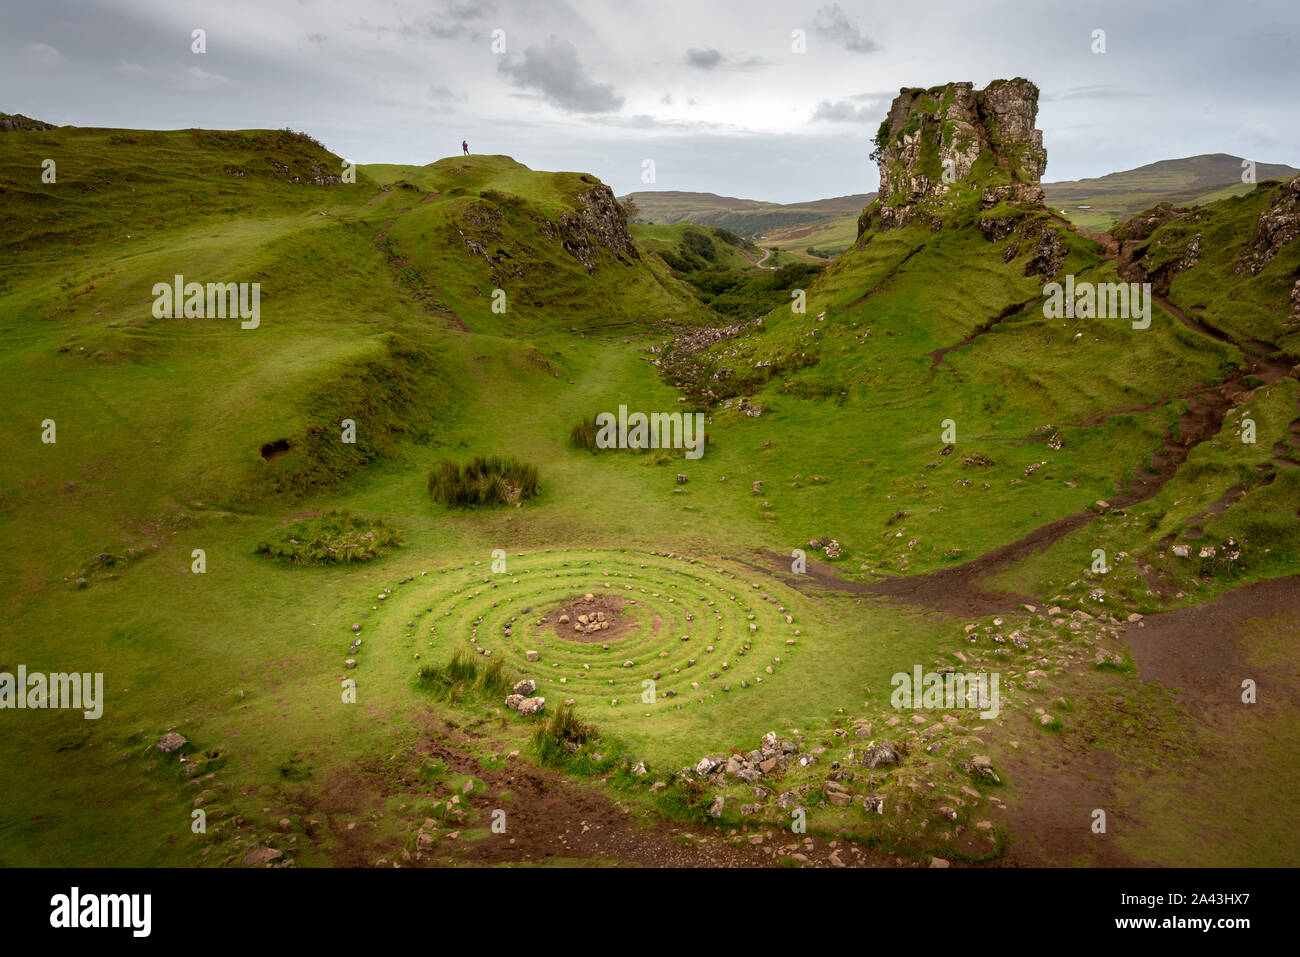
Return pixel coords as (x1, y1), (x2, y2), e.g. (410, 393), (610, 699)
(622, 190), (876, 261)
(1043, 153), (1299, 231)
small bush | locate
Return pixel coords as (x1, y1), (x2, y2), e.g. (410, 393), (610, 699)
(570, 415), (600, 450)
(427, 455), (539, 507)
(475, 657), (512, 698)
(416, 651), (480, 700)
(531, 704), (598, 767)
(255, 510), (402, 565)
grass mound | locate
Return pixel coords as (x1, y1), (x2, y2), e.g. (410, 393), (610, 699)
(254, 510), (402, 565)
(427, 455), (539, 507)
(416, 651), (512, 703)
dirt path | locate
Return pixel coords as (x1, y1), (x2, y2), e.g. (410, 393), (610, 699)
(743, 245), (777, 270)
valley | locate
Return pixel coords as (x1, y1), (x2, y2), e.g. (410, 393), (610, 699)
(1, 76), (1298, 873)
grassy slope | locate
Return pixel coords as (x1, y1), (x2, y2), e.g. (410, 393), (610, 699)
(630, 222), (760, 271)
(988, 178), (1300, 606)
(0, 130), (714, 864)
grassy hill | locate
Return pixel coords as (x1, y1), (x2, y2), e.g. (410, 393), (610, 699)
(1044, 153), (1300, 232)
(629, 221), (760, 272)
(2, 118), (1298, 870)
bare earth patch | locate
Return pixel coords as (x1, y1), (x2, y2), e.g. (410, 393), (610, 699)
(540, 593), (639, 643)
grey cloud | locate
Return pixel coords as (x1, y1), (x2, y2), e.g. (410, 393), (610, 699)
(684, 47), (770, 71)
(24, 43), (64, 70)
(811, 99), (880, 123)
(684, 47), (724, 70)
(814, 4), (879, 54)
(1042, 85), (1146, 102)
(497, 36), (623, 113)
(117, 60), (231, 92)
(348, 1), (494, 43)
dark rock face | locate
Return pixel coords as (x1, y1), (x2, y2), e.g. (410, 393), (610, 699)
(456, 180), (638, 282)
(0, 112), (55, 132)
(551, 185), (640, 273)
(871, 79), (1047, 231)
(1024, 225), (1067, 279)
(1239, 176), (1300, 274)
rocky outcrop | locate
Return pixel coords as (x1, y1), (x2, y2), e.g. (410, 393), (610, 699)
(1113, 201), (1186, 242)
(1023, 224), (1067, 278)
(541, 185), (640, 273)
(461, 180), (638, 279)
(867, 79), (1047, 232)
(0, 112), (55, 132)
(1238, 176), (1300, 274)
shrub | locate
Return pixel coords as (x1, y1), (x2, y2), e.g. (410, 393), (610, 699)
(531, 704), (597, 767)
(570, 415), (600, 450)
(475, 657), (512, 698)
(255, 510), (402, 565)
(416, 651), (480, 700)
(427, 455), (539, 507)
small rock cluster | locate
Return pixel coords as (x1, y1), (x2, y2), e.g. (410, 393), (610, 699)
(807, 536), (842, 559)
(567, 593), (611, 634)
(685, 730), (801, 792)
(505, 677), (545, 716)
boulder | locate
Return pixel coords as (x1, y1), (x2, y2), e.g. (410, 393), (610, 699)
(155, 732), (188, 755)
(861, 742), (899, 768)
(243, 846), (284, 867)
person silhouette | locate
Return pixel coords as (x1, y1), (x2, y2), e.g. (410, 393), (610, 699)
(462, 140), (469, 155)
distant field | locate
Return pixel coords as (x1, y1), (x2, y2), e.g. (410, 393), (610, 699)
(625, 189), (874, 240)
(756, 212), (861, 261)
(1044, 152), (1299, 231)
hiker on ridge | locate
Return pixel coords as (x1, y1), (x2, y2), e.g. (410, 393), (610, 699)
(462, 139), (469, 155)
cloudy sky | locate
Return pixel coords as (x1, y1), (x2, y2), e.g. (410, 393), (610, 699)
(4, 0), (1297, 203)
